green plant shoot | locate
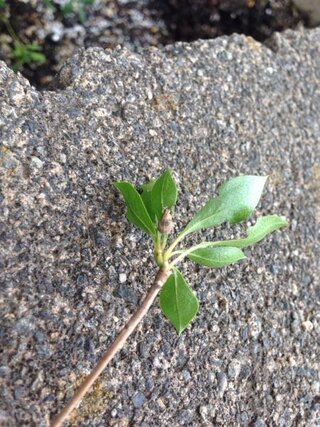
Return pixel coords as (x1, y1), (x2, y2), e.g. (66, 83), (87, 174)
(115, 171), (288, 334)
(0, 3), (46, 71)
(51, 170), (289, 425)
(61, 0), (95, 23)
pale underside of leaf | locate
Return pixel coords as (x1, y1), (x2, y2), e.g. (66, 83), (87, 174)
(182, 175), (268, 236)
(172, 215), (288, 267)
(187, 246), (246, 268)
(209, 214), (288, 249)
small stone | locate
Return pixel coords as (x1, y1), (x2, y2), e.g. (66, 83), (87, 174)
(227, 359), (241, 379)
(132, 391), (146, 408)
(145, 377), (154, 391)
(146, 88), (153, 100)
(0, 366), (10, 377)
(182, 369), (191, 381)
(248, 314), (262, 339)
(14, 386), (25, 399)
(216, 372), (228, 397)
(291, 312), (301, 333)
(109, 418), (129, 427)
(48, 22), (64, 42)
(311, 381), (320, 393)
(116, 285), (138, 304)
(157, 397), (166, 410)
(254, 418), (266, 427)
(239, 364), (252, 381)
(8, 81), (25, 105)
(30, 156), (44, 169)
(148, 129), (157, 137)
(302, 320), (313, 331)
(199, 405), (209, 421)
(153, 356), (162, 368)
(138, 342), (149, 358)
(119, 273), (127, 283)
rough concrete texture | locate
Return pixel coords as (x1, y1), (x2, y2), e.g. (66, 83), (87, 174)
(0, 27), (320, 427)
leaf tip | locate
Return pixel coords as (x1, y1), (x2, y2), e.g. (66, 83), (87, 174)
(280, 216), (289, 227)
(256, 174), (268, 187)
(113, 180), (125, 190)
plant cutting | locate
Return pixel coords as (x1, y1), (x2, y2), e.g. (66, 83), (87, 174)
(51, 170), (288, 426)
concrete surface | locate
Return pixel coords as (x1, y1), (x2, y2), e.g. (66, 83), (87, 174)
(0, 27), (320, 426)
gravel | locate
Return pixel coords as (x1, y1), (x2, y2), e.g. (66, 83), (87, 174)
(0, 27), (320, 426)
(132, 391), (146, 408)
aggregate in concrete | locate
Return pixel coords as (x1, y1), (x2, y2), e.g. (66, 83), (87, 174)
(0, 28), (319, 426)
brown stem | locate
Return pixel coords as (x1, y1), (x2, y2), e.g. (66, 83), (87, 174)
(50, 268), (171, 427)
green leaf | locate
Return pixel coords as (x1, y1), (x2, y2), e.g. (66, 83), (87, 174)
(140, 180), (156, 222)
(43, 0), (55, 9)
(151, 169), (178, 220)
(182, 175), (268, 236)
(77, 5), (86, 24)
(115, 181), (157, 237)
(13, 43), (46, 66)
(187, 247), (246, 268)
(25, 43), (42, 51)
(62, 1), (73, 14)
(160, 268), (199, 335)
(212, 214), (289, 249)
(29, 51), (46, 64)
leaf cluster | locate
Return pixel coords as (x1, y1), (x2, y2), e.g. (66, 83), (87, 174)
(43, 0), (95, 23)
(116, 170), (288, 334)
(13, 43), (46, 70)
(0, 6), (46, 71)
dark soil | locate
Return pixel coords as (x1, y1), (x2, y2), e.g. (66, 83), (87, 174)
(0, 0), (304, 89)
(163, 0), (301, 41)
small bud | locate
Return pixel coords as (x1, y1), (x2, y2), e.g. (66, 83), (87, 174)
(158, 209), (174, 234)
